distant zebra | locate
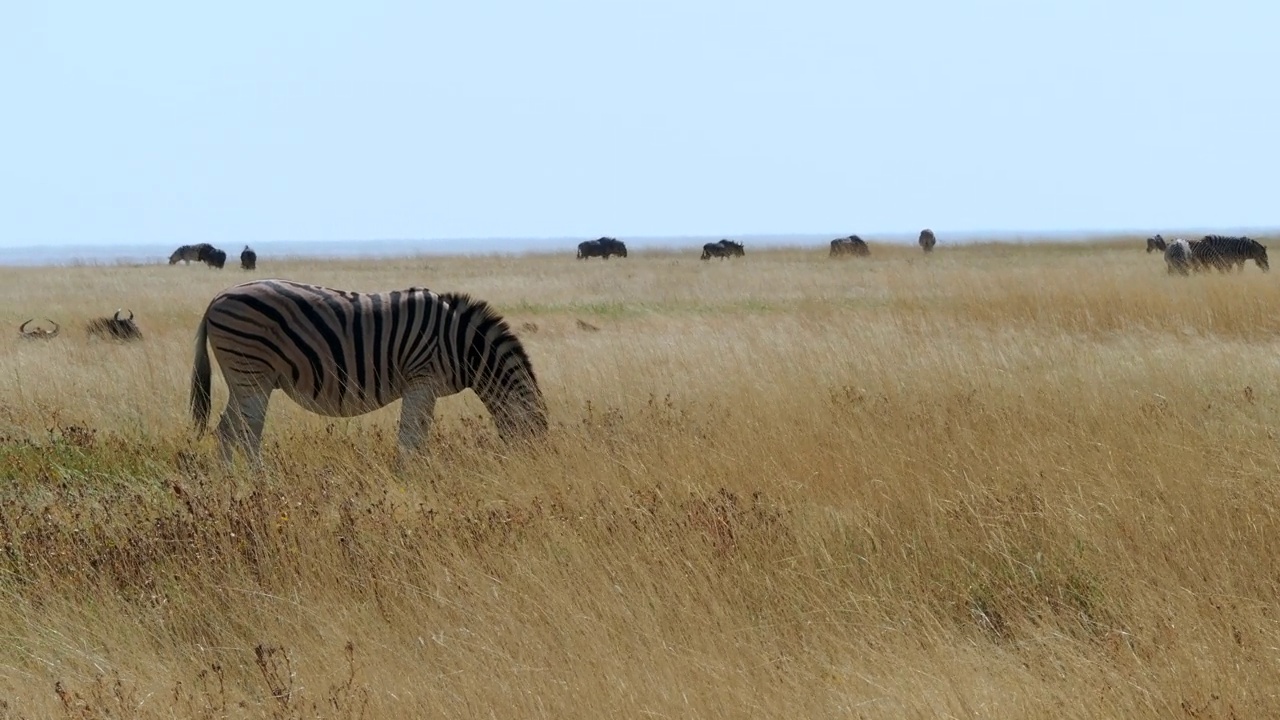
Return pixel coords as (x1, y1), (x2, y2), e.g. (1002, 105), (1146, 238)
(87, 309), (143, 341)
(240, 245), (257, 270)
(1146, 234), (1167, 253)
(170, 243), (214, 265)
(199, 245), (228, 269)
(918, 228), (937, 253)
(829, 235), (869, 257)
(1164, 238), (1195, 275)
(700, 239), (745, 260)
(1191, 235), (1269, 272)
(190, 279), (548, 465)
(577, 237), (628, 259)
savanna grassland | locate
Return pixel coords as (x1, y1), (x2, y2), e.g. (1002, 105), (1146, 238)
(1, 239), (1279, 718)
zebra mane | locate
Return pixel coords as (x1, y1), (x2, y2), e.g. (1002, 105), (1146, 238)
(438, 292), (539, 383)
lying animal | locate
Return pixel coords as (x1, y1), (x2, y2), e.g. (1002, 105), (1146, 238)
(86, 309), (143, 341)
(18, 319), (60, 339)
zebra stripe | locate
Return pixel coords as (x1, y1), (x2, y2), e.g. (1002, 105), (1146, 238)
(1191, 234), (1269, 272)
(190, 278), (547, 465)
(1164, 238), (1194, 275)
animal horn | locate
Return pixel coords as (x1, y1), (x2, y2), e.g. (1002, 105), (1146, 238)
(114, 309), (123, 322)
(19, 319), (33, 334)
(46, 319), (59, 336)
(127, 309), (134, 321)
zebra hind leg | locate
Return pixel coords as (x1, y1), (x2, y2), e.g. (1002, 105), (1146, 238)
(216, 384), (271, 468)
(396, 386), (438, 464)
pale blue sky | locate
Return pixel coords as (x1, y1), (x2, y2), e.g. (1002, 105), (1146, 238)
(2, 0), (1276, 248)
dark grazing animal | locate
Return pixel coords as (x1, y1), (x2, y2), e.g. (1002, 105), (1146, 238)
(601, 237), (628, 258)
(829, 235), (869, 257)
(18, 319), (60, 339)
(240, 245), (257, 270)
(919, 228), (937, 252)
(198, 245), (227, 269)
(1190, 235), (1269, 272)
(1146, 234), (1167, 253)
(1164, 238), (1195, 275)
(190, 279), (548, 466)
(700, 239), (745, 260)
(87, 310), (143, 341)
(169, 243), (214, 265)
(577, 237), (628, 259)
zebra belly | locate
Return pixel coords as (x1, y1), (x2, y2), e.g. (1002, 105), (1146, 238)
(280, 385), (404, 418)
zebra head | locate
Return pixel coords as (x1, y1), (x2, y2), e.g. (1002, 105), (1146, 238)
(18, 319), (60, 339)
(1227, 236), (1273, 271)
(1146, 234), (1166, 253)
(440, 293), (549, 442)
(490, 391), (550, 442)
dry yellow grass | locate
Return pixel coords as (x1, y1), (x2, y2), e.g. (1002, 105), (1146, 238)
(0, 238), (1278, 718)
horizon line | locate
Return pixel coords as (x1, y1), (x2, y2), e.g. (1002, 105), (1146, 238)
(4, 224), (1279, 252)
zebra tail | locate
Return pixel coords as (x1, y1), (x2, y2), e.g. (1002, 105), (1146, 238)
(190, 315), (212, 436)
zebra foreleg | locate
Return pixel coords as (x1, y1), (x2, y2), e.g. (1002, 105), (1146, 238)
(397, 386), (438, 461)
(216, 385), (271, 468)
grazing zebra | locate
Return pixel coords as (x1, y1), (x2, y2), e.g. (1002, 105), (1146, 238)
(1146, 234), (1167, 253)
(829, 235), (869, 257)
(199, 246), (228, 269)
(190, 279), (548, 465)
(1164, 238), (1195, 275)
(18, 319), (60, 339)
(1191, 234), (1269, 272)
(700, 239), (745, 260)
(169, 243), (214, 265)
(87, 310), (143, 341)
(241, 245), (257, 270)
(918, 228), (937, 253)
(577, 237), (628, 259)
